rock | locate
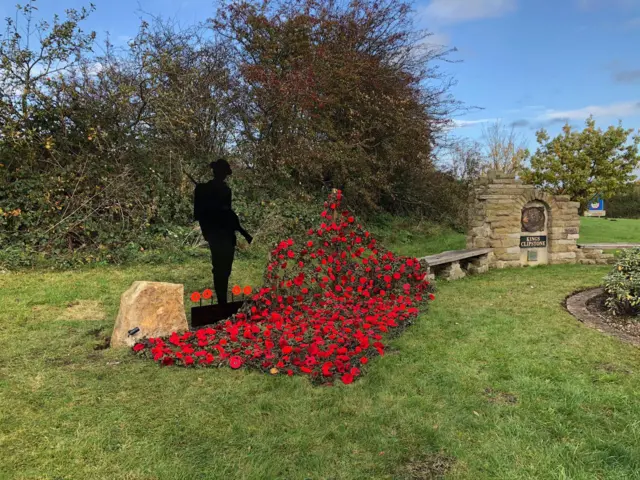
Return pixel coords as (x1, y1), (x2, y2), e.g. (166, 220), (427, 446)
(110, 281), (188, 348)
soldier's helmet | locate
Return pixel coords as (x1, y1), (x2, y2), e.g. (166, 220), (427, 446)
(210, 158), (232, 178)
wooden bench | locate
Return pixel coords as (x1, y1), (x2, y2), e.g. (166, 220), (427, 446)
(419, 248), (492, 281)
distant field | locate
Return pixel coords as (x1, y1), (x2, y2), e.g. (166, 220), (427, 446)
(579, 217), (640, 244)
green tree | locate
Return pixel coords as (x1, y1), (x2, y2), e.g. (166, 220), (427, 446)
(521, 116), (640, 211)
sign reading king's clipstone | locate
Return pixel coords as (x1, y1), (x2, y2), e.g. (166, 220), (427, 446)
(520, 235), (547, 248)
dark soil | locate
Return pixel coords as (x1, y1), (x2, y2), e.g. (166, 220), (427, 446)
(402, 453), (455, 480)
(483, 387), (518, 405)
(586, 292), (640, 338)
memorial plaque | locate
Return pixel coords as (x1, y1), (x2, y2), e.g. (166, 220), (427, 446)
(521, 207), (545, 233)
(520, 235), (547, 248)
(527, 250), (538, 262)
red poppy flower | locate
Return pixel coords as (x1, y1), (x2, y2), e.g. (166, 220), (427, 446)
(428, 293), (436, 301)
(202, 289), (213, 300)
(360, 357), (368, 364)
(190, 291), (201, 302)
(133, 343), (145, 352)
(229, 356), (243, 369)
(341, 373), (354, 384)
(243, 285), (252, 295)
(232, 285), (242, 295)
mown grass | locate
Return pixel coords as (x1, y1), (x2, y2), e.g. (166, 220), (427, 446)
(2, 259), (640, 479)
(579, 217), (640, 244)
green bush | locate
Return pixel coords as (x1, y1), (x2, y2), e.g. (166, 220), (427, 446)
(603, 247), (640, 316)
(607, 186), (640, 219)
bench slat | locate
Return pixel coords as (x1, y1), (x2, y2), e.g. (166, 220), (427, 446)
(420, 248), (492, 266)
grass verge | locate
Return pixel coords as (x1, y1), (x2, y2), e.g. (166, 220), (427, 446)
(579, 217), (640, 244)
(2, 261), (640, 479)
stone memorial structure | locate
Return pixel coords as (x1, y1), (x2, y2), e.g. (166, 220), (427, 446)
(466, 171), (613, 268)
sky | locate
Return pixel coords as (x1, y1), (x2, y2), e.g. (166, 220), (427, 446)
(2, 0), (639, 156)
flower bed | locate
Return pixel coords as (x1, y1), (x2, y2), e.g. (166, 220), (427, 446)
(132, 190), (435, 384)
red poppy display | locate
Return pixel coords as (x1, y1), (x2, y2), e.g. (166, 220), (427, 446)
(202, 289), (213, 300)
(132, 190), (435, 385)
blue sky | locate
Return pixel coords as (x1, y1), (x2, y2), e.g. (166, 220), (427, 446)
(418, 0), (640, 150)
(3, 0), (639, 153)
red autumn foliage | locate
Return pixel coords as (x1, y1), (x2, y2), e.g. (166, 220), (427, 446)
(133, 190), (435, 385)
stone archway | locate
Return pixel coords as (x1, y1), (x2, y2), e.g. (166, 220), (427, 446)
(466, 171), (581, 268)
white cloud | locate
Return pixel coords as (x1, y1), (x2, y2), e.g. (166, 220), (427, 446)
(87, 62), (103, 76)
(453, 118), (498, 128)
(538, 101), (640, 121)
(425, 32), (451, 47)
(421, 0), (517, 24)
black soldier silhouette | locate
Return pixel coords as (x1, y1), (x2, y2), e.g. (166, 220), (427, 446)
(193, 159), (252, 304)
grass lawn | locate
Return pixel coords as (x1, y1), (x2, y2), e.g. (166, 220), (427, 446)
(579, 217), (640, 244)
(2, 257), (640, 479)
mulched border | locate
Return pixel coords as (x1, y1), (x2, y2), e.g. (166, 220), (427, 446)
(565, 287), (640, 347)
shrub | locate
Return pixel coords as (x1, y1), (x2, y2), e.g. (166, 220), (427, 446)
(607, 185), (640, 219)
(603, 247), (640, 316)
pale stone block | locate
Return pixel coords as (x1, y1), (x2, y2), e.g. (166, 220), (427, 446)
(440, 262), (466, 281)
(550, 244), (570, 253)
(111, 281), (188, 348)
(578, 259), (596, 265)
(550, 252), (576, 260)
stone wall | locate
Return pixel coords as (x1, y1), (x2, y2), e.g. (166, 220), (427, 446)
(575, 247), (615, 265)
(466, 171), (582, 268)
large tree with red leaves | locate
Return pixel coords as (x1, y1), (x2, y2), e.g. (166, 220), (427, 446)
(212, 0), (459, 213)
